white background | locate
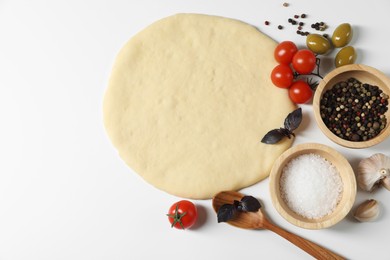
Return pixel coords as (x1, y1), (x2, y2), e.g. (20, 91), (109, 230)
(1, 0), (390, 259)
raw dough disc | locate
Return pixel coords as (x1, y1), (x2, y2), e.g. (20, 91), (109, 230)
(103, 14), (296, 199)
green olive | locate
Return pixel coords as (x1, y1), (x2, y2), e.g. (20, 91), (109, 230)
(306, 34), (331, 54)
(332, 23), (353, 48)
(335, 46), (356, 67)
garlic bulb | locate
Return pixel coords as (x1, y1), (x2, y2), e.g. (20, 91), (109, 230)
(357, 153), (390, 192)
(354, 199), (380, 222)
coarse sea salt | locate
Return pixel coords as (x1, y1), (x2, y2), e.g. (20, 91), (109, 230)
(280, 153), (343, 219)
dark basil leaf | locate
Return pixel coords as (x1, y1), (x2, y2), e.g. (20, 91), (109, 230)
(279, 128), (294, 139)
(217, 204), (237, 223)
(239, 196), (261, 212)
(284, 107), (302, 132)
(261, 129), (285, 144)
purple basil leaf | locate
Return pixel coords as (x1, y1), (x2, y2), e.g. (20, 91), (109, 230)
(239, 196), (261, 212)
(217, 204), (237, 223)
(261, 129), (285, 144)
(284, 107), (302, 132)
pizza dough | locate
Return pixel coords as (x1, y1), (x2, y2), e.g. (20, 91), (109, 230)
(103, 14), (296, 199)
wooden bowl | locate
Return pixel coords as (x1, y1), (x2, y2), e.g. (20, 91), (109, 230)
(313, 64), (390, 148)
(269, 143), (356, 230)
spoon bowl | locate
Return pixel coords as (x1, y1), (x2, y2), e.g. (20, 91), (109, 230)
(212, 191), (266, 229)
(212, 191), (345, 260)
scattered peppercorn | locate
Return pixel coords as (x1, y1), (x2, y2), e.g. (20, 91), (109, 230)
(283, 2), (289, 7)
(267, 10), (326, 36)
(320, 78), (389, 142)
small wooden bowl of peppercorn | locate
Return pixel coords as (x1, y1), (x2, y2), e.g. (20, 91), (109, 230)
(313, 64), (390, 148)
(269, 143), (357, 229)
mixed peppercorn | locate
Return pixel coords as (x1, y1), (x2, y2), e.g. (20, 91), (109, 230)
(320, 78), (389, 142)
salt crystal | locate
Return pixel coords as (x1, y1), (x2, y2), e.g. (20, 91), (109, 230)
(280, 153), (343, 219)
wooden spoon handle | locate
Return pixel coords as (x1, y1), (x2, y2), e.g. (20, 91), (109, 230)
(264, 221), (345, 260)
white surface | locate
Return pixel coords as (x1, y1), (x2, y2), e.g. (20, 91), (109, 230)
(0, 0), (389, 259)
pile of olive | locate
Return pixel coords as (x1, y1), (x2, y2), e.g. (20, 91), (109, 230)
(306, 23), (356, 67)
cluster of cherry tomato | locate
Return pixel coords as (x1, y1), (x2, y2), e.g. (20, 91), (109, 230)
(270, 41), (317, 104)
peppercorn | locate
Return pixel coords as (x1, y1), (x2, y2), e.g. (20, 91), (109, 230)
(278, 25), (283, 30)
(301, 14), (306, 18)
(265, 21), (270, 25)
(320, 77), (388, 142)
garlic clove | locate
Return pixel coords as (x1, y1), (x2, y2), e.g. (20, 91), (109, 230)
(354, 199), (380, 222)
(382, 177), (390, 191)
(357, 153), (390, 192)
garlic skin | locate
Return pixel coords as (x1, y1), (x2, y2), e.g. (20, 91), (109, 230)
(354, 199), (380, 222)
(357, 153), (390, 192)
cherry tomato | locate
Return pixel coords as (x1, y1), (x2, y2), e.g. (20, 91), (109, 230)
(167, 200), (197, 229)
(292, 49), (316, 74)
(274, 41), (298, 64)
(270, 64), (294, 88)
(289, 80), (313, 104)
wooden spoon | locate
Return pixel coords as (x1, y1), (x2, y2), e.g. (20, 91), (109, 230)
(212, 191), (345, 260)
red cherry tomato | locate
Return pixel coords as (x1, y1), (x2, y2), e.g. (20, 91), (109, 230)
(274, 41), (298, 64)
(292, 49), (317, 74)
(270, 64), (294, 88)
(289, 80), (313, 104)
(167, 200), (197, 229)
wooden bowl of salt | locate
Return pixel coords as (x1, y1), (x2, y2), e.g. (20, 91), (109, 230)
(269, 143), (356, 229)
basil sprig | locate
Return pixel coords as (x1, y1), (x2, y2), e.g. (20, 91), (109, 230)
(217, 195), (261, 223)
(261, 107), (302, 144)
